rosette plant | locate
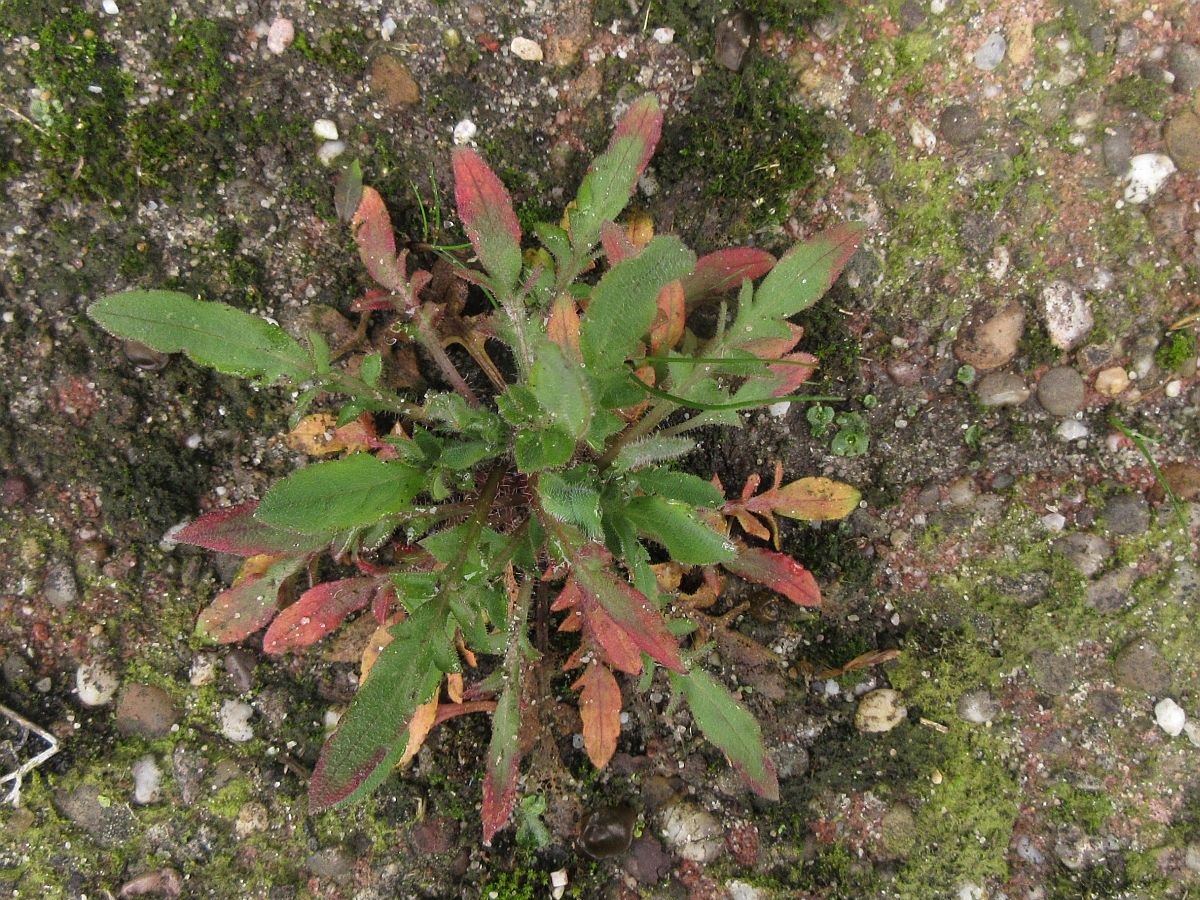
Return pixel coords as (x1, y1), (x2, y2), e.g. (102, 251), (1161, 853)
(89, 94), (863, 841)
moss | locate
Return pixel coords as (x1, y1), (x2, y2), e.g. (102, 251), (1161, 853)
(592, 0), (830, 50)
(292, 27), (369, 76)
(1107, 75), (1169, 121)
(1155, 330), (1197, 373)
(1046, 782), (1114, 833)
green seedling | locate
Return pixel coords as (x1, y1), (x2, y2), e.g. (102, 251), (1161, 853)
(89, 95), (864, 841)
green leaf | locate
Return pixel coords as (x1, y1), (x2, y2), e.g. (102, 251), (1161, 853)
(514, 425), (575, 472)
(612, 435), (696, 473)
(530, 340), (592, 438)
(439, 440), (499, 471)
(361, 352), (383, 387)
(624, 496), (735, 565)
(309, 601), (448, 810)
(256, 454), (423, 533)
(89, 291), (313, 383)
(538, 473), (603, 539)
(481, 678), (523, 843)
(579, 236), (696, 372)
(334, 159), (364, 223)
(453, 147), (523, 291)
(670, 667), (779, 800)
(632, 470), (725, 508)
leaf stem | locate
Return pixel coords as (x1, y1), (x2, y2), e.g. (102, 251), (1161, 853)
(414, 307), (481, 407)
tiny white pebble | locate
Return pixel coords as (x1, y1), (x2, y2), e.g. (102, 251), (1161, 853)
(768, 400), (791, 418)
(1165, 379), (1182, 398)
(1056, 419), (1089, 442)
(653, 27), (675, 44)
(453, 118), (477, 145)
(1155, 698), (1186, 737)
(1040, 512), (1066, 532)
(101, 0), (119, 14)
(266, 18), (294, 54)
(317, 140), (346, 166)
(510, 36), (544, 62)
(219, 699), (255, 743)
(313, 118), (339, 141)
(380, 16), (397, 41)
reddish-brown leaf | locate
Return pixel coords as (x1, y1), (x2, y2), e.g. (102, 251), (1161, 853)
(352, 187), (407, 292)
(263, 577), (379, 655)
(767, 352), (819, 397)
(574, 663), (622, 769)
(769, 477), (861, 521)
(723, 544), (821, 607)
(574, 558), (685, 673)
(546, 294), (582, 360)
(452, 147), (523, 289)
(481, 682), (522, 844)
(609, 94), (663, 183)
(601, 220), (635, 266)
(583, 603), (644, 674)
(681, 248), (776, 305)
(649, 280), (686, 353)
(741, 322), (804, 361)
(195, 556), (304, 642)
(173, 502), (327, 557)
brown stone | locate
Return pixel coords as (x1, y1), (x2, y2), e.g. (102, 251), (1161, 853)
(1166, 110), (1200, 173)
(368, 55), (420, 108)
(115, 684), (178, 738)
(953, 300), (1025, 371)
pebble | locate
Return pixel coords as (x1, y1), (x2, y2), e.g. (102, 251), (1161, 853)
(452, 119), (477, 145)
(580, 803), (637, 858)
(1102, 493), (1150, 536)
(1155, 698), (1186, 736)
(1102, 126), (1132, 176)
(306, 847), (355, 881)
(54, 784), (138, 848)
(1053, 532), (1111, 577)
(1041, 512), (1067, 531)
(855, 688), (907, 733)
(1086, 566), (1134, 613)
(316, 141), (345, 166)
(953, 300), (1025, 370)
(115, 684), (179, 738)
(1028, 649), (1075, 695)
(1186, 721), (1200, 748)
(660, 801), (724, 863)
(117, 868), (182, 899)
(189, 654), (217, 686)
(652, 27), (675, 44)
(1161, 463), (1200, 501)
(368, 56), (420, 108)
(123, 339), (170, 371)
(624, 835), (673, 884)
(312, 119), (339, 141)
(235, 801), (269, 837)
(510, 36), (543, 62)
(265, 18), (294, 55)
(219, 699), (255, 742)
(131, 754), (162, 804)
(1037, 367), (1085, 416)
(976, 372), (1030, 407)
(43, 559), (79, 610)
(1056, 420), (1089, 441)
(1040, 281), (1093, 350)
(1113, 639), (1171, 695)
(1094, 366), (1129, 396)
(909, 120), (937, 152)
(1124, 153), (1176, 204)
(76, 660), (120, 707)
(714, 11), (754, 72)
(1008, 19), (1033, 65)
(938, 103), (981, 145)
(957, 690), (1000, 724)
(101, 0), (118, 14)
(727, 882), (764, 900)
(1169, 42), (1200, 93)
(973, 32), (1007, 71)
(1165, 110), (1200, 173)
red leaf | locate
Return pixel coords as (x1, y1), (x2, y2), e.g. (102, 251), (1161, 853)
(263, 577), (379, 654)
(601, 220), (635, 266)
(172, 502), (327, 557)
(649, 280), (686, 353)
(768, 351), (819, 397)
(195, 557), (304, 642)
(741, 322), (804, 361)
(573, 663), (622, 769)
(481, 683), (522, 844)
(723, 544), (821, 607)
(682, 248), (776, 304)
(574, 557), (685, 673)
(610, 94), (663, 184)
(352, 187), (408, 292)
(452, 147), (523, 289)
(583, 603), (644, 674)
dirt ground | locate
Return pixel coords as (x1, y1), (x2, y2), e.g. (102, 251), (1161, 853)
(1, 0), (1199, 897)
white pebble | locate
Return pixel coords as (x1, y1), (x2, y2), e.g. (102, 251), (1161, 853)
(380, 16), (397, 41)
(1165, 379), (1183, 398)
(76, 661), (120, 707)
(312, 118), (339, 141)
(768, 400), (791, 418)
(1185, 720), (1200, 748)
(131, 754), (162, 804)
(1056, 419), (1089, 442)
(1155, 697), (1186, 737)
(909, 120), (937, 152)
(510, 36), (544, 62)
(1041, 512), (1067, 532)
(317, 140), (346, 166)
(453, 118), (477, 145)
(219, 699), (255, 743)
(1124, 154), (1176, 204)
(653, 27), (675, 44)
(930, 0), (946, 11)
(265, 18), (294, 55)
(102, 0), (119, 14)
(550, 869), (568, 900)
(189, 654), (217, 686)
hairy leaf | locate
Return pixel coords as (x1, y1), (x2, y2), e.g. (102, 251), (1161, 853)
(671, 667), (779, 800)
(632, 470), (725, 508)
(723, 544), (821, 607)
(453, 147), (523, 290)
(624, 496), (735, 565)
(682, 247), (776, 305)
(481, 679), (522, 844)
(530, 340), (592, 438)
(538, 473), (603, 539)
(263, 577), (379, 654)
(514, 424), (575, 472)
(195, 556), (306, 643)
(574, 663), (622, 769)
(574, 555), (685, 673)
(580, 235), (696, 373)
(352, 187), (408, 293)
(256, 454), (423, 533)
(611, 435), (696, 472)
(89, 291), (313, 383)
(334, 159), (364, 223)
(309, 600), (448, 811)
(172, 502), (328, 556)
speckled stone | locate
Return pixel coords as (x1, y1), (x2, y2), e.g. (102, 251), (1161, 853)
(1165, 110), (1200, 173)
(114, 683), (178, 738)
(1169, 42), (1200, 93)
(939, 103), (981, 145)
(976, 371), (1030, 407)
(1102, 492), (1150, 536)
(1113, 639), (1171, 695)
(855, 688), (907, 733)
(1037, 367), (1085, 416)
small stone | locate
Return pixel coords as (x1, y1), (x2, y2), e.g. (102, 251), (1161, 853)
(55, 784), (138, 847)
(973, 32), (1007, 71)
(1037, 367), (1085, 416)
(898, 0), (926, 31)
(1041, 512), (1067, 531)
(714, 11), (754, 72)
(316, 141), (345, 167)
(1056, 420), (1089, 442)
(76, 660), (120, 707)
(909, 119), (937, 151)
(123, 340), (170, 371)
(1040, 281), (1093, 350)
(660, 801), (724, 863)
(1124, 154), (1176, 204)
(380, 16), (397, 41)
(235, 801), (269, 837)
(879, 804), (918, 858)
(306, 847), (355, 881)
(580, 803), (637, 859)
(976, 372), (1030, 407)
(312, 119), (339, 141)
(115, 684), (179, 738)
(223, 649), (257, 693)
(1102, 126), (1132, 176)
(1165, 110), (1200, 173)
(1188, 842), (1200, 873)
(1113, 639), (1171, 695)
(652, 27), (675, 44)
(452, 119), (477, 145)
(189, 654), (217, 686)
(1053, 532), (1111, 577)
(131, 754), (162, 804)
(510, 36), (543, 61)
(855, 688), (906, 733)
(43, 559), (78, 610)
(1169, 43), (1200, 93)
(954, 300), (1025, 371)
(939, 104), (981, 145)
(265, 18), (294, 55)
(117, 868), (182, 899)
(1160, 463), (1200, 501)
(1155, 698), (1186, 736)
(1008, 19), (1033, 65)
(1102, 493), (1150, 536)
(219, 699), (255, 743)
(957, 690), (1000, 724)
(1094, 366), (1129, 396)
(1086, 567), (1135, 613)
(1028, 650), (1075, 695)
(1185, 721), (1200, 748)
(101, 0), (118, 14)
(368, 56), (420, 108)
(624, 835), (673, 884)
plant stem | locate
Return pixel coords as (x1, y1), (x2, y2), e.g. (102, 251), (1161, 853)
(324, 371), (428, 421)
(414, 307), (481, 407)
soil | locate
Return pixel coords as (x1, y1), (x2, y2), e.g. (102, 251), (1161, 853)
(2, 1), (1199, 898)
